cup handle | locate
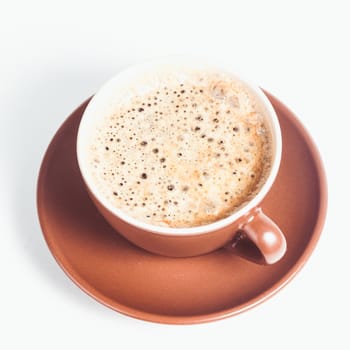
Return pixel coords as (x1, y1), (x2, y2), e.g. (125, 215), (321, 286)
(232, 207), (287, 264)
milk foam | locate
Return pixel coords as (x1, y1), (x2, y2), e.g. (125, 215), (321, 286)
(87, 70), (272, 227)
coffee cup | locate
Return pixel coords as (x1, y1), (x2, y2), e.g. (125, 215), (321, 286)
(76, 57), (286, 264)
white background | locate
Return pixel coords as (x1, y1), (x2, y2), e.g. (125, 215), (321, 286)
(1, 0), (349, 349)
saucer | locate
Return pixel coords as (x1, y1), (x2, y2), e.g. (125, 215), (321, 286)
(37, 92), (327, 324)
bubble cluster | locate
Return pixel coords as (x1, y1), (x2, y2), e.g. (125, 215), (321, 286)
(87, 71), (272, 228)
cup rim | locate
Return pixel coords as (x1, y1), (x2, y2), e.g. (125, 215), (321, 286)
(76, 57), (282, 236)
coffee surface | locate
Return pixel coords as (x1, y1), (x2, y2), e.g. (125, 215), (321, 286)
(87, 70), (272, 227)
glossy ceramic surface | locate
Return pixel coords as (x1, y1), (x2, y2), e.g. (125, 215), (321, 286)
(37, 92), (327, 324)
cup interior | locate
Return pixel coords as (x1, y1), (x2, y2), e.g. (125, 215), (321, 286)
(77, 58), (282, 235)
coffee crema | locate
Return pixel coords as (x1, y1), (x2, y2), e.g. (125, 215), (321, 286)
(86, 70), (272, 228)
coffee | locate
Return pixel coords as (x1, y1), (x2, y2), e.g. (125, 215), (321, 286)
(86, 69), (272, 228)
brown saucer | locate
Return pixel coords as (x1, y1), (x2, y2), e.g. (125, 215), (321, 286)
(37, 92), (327, 324)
